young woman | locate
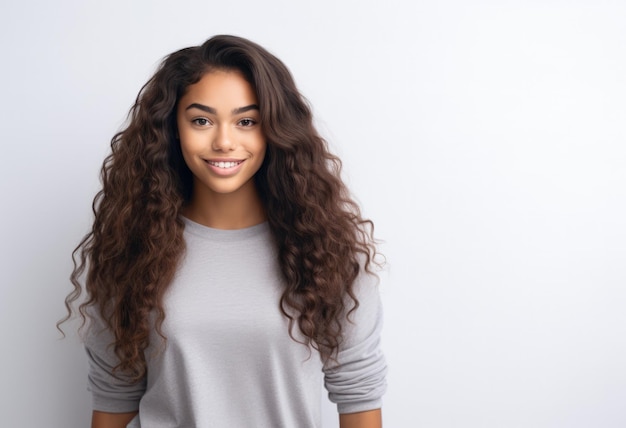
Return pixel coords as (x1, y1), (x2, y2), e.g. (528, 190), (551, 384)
(63, 34), (386, 428)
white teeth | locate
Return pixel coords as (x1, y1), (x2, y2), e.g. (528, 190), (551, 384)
(209, 161), (240, 168)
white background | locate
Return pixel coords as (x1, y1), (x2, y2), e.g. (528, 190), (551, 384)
(1, 0), (625, 427)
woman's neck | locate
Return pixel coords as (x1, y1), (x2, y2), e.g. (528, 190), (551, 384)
(183, 182), (266, 230)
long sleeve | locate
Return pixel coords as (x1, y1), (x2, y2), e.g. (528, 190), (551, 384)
(323, 270), (387, 414)
(84, 309), (146, 413)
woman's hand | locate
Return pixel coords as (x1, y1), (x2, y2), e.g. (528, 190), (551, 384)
(339, 409), (382, 428)
(91, 410), (138, 428)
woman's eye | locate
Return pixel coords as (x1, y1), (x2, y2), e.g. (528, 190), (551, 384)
(238, 118), (256, 127)
(192, 118), (210, 126)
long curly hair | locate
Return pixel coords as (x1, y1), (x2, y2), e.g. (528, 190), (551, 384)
(61, 34), (380, 382)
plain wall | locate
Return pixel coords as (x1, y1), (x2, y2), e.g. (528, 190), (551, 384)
(1, 0), (625, 427)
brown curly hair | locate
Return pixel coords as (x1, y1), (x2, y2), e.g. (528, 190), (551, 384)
(61, 35), (380, 382)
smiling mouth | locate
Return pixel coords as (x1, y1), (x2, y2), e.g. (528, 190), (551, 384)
(206, 160), (243, 169)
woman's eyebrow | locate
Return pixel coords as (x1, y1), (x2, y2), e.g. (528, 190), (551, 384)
(232, 104), (259, 114)
(185, 103), (259, 115)
(185, 103), (217, 114)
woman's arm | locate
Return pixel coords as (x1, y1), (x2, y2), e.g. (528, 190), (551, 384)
(325, 273), (386, 427)
(91, 410), (138, 428)
(339, 409), (382, 428)
(84, 309), (145, 428)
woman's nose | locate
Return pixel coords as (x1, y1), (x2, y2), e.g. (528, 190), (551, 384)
(212, 125), (235, 151)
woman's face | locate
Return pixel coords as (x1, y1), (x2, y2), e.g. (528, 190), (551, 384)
(176, 70), (266, 200)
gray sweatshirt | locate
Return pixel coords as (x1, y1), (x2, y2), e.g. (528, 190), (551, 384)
(85, 218), (387, 427)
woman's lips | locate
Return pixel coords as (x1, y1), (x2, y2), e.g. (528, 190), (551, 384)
(204, 159), (245, 176)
